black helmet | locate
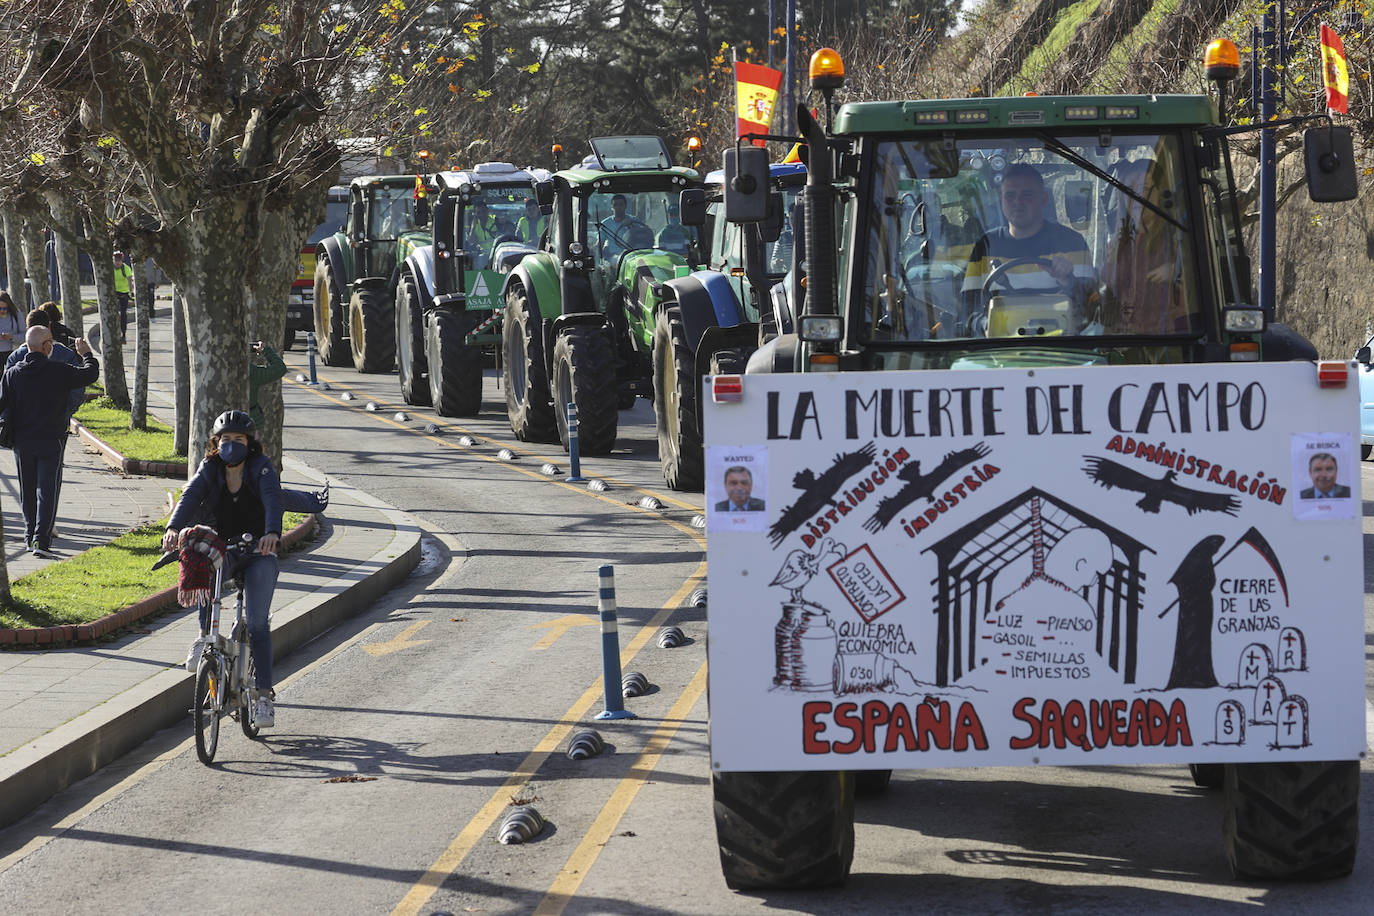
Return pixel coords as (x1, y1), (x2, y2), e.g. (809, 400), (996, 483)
(211, 410), (256, 437)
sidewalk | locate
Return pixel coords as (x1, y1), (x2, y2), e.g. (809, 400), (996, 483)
(0, 425), (422, 830)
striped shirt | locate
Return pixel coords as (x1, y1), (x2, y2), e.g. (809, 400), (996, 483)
(961, 222), (1091, 299)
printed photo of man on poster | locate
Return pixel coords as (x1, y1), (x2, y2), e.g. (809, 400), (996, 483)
(707, 445), (769, 532)
(1292, 432), (1356, 520)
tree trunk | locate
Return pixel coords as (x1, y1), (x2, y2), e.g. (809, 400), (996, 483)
(130, 263), (149, 429)
(0, 488), (11, 602)
(250, 207), (313, 468)
(172, 286), (189, 456)
(87, 236), (131, 408)
(2, 208), (28, 306)
(21, 219), (49, 306)
(48, 195), (85, 336)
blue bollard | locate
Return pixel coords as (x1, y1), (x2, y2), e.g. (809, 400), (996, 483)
(566, 401), (585, 482)
(306, 331), (318, 385)
(594, 565), (635, 721)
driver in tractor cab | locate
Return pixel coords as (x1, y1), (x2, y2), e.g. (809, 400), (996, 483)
(517, 198), (546, 246)
(598, 193), (652, 258)
(655, 199), (692, 257)
(467, 200), (501, 267)
(960, 163), (1095, 335)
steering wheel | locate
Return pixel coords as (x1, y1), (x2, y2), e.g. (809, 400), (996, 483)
(981, 256), (1059, 296)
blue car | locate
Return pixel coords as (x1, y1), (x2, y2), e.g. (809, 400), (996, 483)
(1358, 338), (1374, 460)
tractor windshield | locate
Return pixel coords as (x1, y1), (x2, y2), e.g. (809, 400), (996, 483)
(857, 132), (1204, 344)
(463, 184), (531, 267)
(589, 188), (695, 263)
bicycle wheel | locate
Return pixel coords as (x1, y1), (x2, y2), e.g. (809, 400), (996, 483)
(193, 655), (221, 764)
(240, 651), (260, 740)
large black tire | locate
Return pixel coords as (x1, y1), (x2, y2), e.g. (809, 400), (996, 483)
(193, 657), (221, 765)
(502, 285), (557, 442)
(1189, 763), (1223, 789)
(239, 651), (260, 740)
(1223, 760), (1359, 880)
(312, 259), (350, 367)
(854, 769), (893, 795)
(653, 307), (703, 490)
(349, 285), (396, 373)
(552, 325), (619, 456)
(282, 329), (296, 351)
(396, 273), (431, 405)
(426, 309), (483, 416)
(713, 771), (855, 890)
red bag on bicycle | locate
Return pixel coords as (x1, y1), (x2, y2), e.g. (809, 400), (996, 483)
(177, 525), (227, 607)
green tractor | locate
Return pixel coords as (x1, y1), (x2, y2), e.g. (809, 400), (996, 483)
(705, 51), (1362, 889)
(313, 174), (435, 372)
(394, 163), (551, 413)
(500, 136), (701, 454)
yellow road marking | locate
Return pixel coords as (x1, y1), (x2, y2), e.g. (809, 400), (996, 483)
(389, 562), (706, 916)
(362, 620), (432, 657)
(532, 661), (709, 916)
(527, 614), (601, 650)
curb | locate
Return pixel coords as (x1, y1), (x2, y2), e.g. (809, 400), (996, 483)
(0, 514), (319, 647)
(0, 489), (423, 831)
(70, 419), (188, 478)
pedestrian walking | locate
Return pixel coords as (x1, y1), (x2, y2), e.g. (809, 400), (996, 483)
(113, 250), (134, 342)
(0, 293), (22, 362)
(40, 301), (75, 348)
(0, 326), (99, 554)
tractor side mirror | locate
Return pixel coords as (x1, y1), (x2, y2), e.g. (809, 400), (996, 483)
(679, 189), (707, 227)
(723, 145), (769, 223)
(534, 179), (555, 208)
(1304, 126), (1357, 202)
(759, 191), (784, 244)
(1357, 345), (1372, 366)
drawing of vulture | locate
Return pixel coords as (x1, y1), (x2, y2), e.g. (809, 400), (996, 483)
(864, 442), (993, 533)
(1082, 456), (1240, 516)
(768, 442), (878, 546)
(769, 537), (848, 603)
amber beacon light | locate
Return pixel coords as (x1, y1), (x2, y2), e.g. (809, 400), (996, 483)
(1204, 39), (1240, 84)
(810, 48), (845, 91)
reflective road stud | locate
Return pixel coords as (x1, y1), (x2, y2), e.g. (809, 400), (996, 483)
(566, 402), (585, 482)
(595, 564), (635, 720)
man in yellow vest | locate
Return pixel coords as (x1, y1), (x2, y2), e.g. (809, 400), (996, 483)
(112, 250), (134, 343)
(516, 198), (546, 246)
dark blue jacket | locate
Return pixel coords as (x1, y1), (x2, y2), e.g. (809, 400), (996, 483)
(169, 452), (285, 537)
(7, 342), (86, 423)
(0, 349), (100, 444)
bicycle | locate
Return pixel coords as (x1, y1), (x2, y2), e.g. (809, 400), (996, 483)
(155, 532), (264, 764)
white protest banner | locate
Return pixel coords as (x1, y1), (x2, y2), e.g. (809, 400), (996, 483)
(704, 362), (1365, 770)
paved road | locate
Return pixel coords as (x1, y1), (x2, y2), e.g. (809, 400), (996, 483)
(0, 336), (1371, 914)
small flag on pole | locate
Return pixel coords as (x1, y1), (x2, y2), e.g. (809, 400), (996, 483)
(1320, 24), (1349, 114)
(735, 60), (783, 147)
(414, 174), (427, 200)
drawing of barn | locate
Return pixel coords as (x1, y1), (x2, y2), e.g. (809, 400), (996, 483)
(922, 487), (1153, 686)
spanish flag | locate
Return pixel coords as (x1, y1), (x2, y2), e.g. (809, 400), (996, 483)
(735, 61), (783, 148)
(1321, 24), (1349, 114)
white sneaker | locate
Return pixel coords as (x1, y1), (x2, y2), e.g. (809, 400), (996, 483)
(255, 696), (275, 728)
(184, 637), (205, 673)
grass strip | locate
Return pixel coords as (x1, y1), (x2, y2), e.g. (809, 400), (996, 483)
(74, 396), (182, 464)
(1, 511), (309, 629)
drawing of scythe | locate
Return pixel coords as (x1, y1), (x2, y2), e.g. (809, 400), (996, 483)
(1157, 526), (1289, 618)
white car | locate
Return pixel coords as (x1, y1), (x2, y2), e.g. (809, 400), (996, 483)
(1357, 336), (1374, 460)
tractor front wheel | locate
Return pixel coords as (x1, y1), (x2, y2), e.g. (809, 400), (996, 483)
(502, 285), (557, 442)
(312, 259), (350, 367)
(1223, 760), (1359, 880)
(349, 286), (396, 373)
(426, 309), (483, 417)
(396, 274), (430, 405)
(653, 307), (703, 490)
(713, 770), (854, 890)
(552, 325), (619, 456)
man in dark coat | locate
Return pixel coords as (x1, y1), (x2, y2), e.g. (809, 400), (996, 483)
(0, 326), (99, 554)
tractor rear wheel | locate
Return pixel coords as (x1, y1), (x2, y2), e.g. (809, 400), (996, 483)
(426, 309), (483, 417)
(552, 325), (619, 456)
(1188, 763), (1224, 789)
(396, 274), (430, 405)
(312, 259), (349, 367)
(502, 285), (556, 442)
(349, 286), (395, 372)
(713, 770), (854, 890)
(653, 307), (703, 490)
(1223, 760), (1359, 880)
(854, 769), (893, 795)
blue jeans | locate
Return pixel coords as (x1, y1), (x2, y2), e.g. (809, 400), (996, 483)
(198, 551), (279, 691)
(14, 439), (63, 547)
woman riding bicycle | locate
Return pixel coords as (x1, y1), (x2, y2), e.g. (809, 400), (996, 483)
(164, 410), (284, 728)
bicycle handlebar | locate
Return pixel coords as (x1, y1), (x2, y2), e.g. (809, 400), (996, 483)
(150, 532), (259, 570)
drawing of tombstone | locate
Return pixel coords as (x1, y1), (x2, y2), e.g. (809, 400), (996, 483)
(1213, 699), (1246, 745)
(1251, 675), (1286, 724)
(1236, 643), (1273, 687)
(1274, 695), (1310, 748)
(1274, 627), (1307, 673)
